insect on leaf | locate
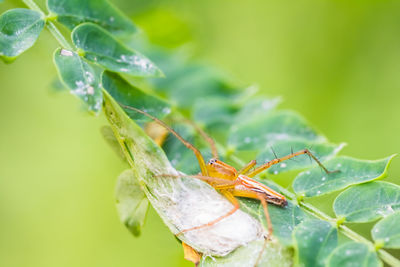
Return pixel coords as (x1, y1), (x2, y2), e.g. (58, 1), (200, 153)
(53, 48), (103, 114)
(0, 8), (44, 62)
(293, 220), (338, 267)
(115, 169), (149, 237)
(47, 0), (138, 37)
(101, 71), (170, 121)
(371, 211), (400, 249)
(72, 23), (163, 77)
(334, 181), (400, 223)
(228, 110), (326, 151)
(293, 155), (395, 197)
(326, 242), (382, 267)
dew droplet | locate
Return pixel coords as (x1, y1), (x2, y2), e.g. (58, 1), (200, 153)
(60, 49), (73, 56)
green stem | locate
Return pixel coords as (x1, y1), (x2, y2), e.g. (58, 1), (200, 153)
(226, 153), (400, 266)
(22, 0), (73, 50)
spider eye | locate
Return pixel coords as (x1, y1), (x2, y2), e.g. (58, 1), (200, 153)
(209, 158), (217, 165)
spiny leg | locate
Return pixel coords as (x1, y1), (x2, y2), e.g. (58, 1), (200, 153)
(119, 103), (209, 176)
(257, 195), (273, 237)
(246, 148), (337, 178)
(177, 191), (240, 236)
(238, 160), (257, 175)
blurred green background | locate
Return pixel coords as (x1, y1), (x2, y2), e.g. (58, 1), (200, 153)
(1, 0), (400, 266)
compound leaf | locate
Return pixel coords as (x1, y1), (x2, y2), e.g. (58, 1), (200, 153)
(293, 220), (338, 267)
(327, 242), (382, 267)
(371, 212), (400, 249)
(47, 0), (137, 36)
(0, 8), (44, 62)
(334, 181), (400, 223)
(53, 48), (103, 114)
(101, 71), (170, 121)
(293, 155), (395, 197)
(72, 23), (163, 77)
(115, 169), (149, 237)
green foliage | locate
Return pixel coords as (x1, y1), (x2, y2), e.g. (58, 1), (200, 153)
(334, 181), (400, 223)
(327, 242), (381, 267)
(101, 71), (170, 121)
(72, 23), (163, 77)
(293, 220), (338, 267)
(2, 0), (400, 266)
(0, 8), (44, 62)
(293, 156), (395, 197)
(228, 110), (325, 151)
(47, 0), (137, 36)
(372, 212), (400, 249)
(53, 48), (103, 113)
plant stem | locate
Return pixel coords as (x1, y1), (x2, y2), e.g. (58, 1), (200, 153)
(22, 0), (73, 50)
(226, 153), (400, 266)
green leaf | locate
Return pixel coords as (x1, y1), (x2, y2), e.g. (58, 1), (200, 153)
(240, 197), (310, 247)
(0, 8), (44, 62)
(293, 155), (395, 197)
(53, 48), (103, 114)
(327, 242), (382, 267)
(47, 0), (137, 36)
(334, 181), (400, 223)
(228, 110), (325, 151)
(153, 63), (239, 108)
(115, 169), (149, 237)
(101, 71), (170, 121)
(72, 23), (163, 77)
(192, 98), (238, 129)
(293, 220), (338, 267)
(233, 97), (280, 124)
(200, 239), (292, 267)
(372, 212), (400, 249)
(255, 140), (344, 175)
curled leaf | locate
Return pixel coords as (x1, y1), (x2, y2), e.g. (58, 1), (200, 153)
(104, 92), (265, 257)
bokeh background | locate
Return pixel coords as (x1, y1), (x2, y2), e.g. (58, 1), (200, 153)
(1, 0), (400, 266)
